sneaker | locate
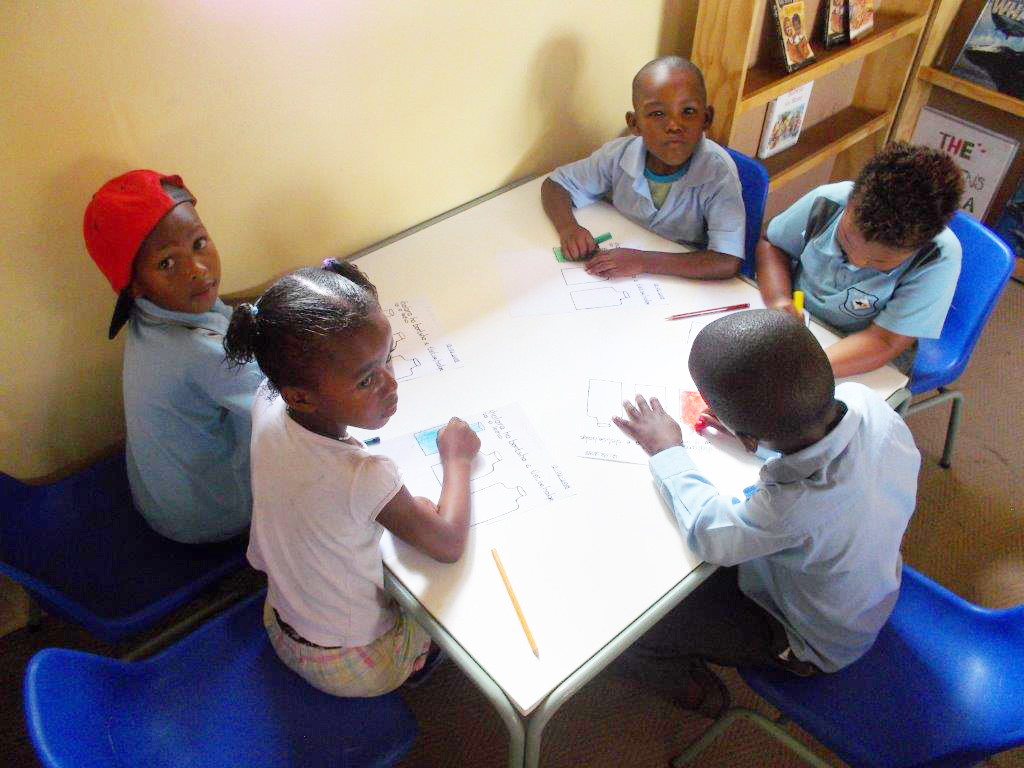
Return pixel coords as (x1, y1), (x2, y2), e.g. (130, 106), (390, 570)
(404, 644), (446, 689)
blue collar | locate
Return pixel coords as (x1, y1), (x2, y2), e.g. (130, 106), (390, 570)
(133, 297), (229, 334)
(644, 157), (692, 183)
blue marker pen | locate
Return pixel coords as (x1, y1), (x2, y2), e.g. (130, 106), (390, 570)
(364, 437), (381, 446)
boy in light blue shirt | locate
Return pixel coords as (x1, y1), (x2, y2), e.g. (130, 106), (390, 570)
(612, 310), (919, 714)
(84, 170), (263, 544)
(757, 143), (964, 377)
(542, 56), (745, 280)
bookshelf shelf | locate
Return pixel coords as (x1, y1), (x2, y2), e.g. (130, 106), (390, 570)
(742, 11), (928, 110)
(693, 0), (935, 201)
(917, 65), (1024, 119)
(762, 107), (891, 188)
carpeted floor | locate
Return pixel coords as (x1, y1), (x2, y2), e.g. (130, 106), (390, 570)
(3, 281), (1022, 767)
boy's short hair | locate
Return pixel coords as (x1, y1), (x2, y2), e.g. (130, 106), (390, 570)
(689, 309), (834, 442)
(84, 170), (196, 337)
(850, 142), (963, 248)
(631, 56), (707, 106)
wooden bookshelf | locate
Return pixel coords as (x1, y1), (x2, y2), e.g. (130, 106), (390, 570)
(762, 107), (891, 187)
(892, 0), (1024, 227)
(692, 0), (937, 202)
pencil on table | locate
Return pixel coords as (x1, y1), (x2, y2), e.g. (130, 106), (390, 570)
(665, 302), (750, 321)
(491, 548), (540, 658)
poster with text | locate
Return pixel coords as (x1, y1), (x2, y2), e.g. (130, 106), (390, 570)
(911, 107), (1019, 219)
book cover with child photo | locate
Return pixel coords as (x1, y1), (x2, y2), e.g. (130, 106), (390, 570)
(771, 0), (816, 72)
(951, 0), (1024, 101)
(822, 0), (849, 48)
(758, 81), (815, 159)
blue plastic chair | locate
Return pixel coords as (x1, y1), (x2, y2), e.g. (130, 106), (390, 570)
(24, 588), (417, 768)
(0, 448), (247, 643)
(673, 565), (1024, 768)
(896, 212), (1014, 467)
(725, 148), (770, 278)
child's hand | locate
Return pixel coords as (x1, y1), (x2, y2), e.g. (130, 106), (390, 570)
(584, 248), (647, 279)
(696, 408), (759, 454)
(767, 296), (800, 319)
(612, 395), (682, 456)
(558, 224), (598, 261)
(437, 417), (481, 463)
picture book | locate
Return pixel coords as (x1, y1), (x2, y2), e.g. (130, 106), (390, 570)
(910, 106), (1019, 219)
(951, 0), (1024, 101)
(822, 0), (848, 48)
(758, 81), (814, 159)
(848, 0), (874, 40)
(770, 0), (816, 73)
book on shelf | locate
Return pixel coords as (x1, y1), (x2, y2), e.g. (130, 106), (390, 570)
(770, 0), (816, 73)
(910, 106), (1019, 219)
(950, 0), (1024, 101)
(822, 0), (849, 48)
(758, 81), (815, 159)
(993, 174), (1024, 265)
(848, 0), (874, 41)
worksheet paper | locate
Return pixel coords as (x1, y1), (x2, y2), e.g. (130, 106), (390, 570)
(496, 243), (668, 316)
(367, 404), (574, 527)
(577, 377), (763, 498)
(379, 298), (462, 381)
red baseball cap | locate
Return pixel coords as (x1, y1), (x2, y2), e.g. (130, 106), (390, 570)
(83, 170), (196, 337)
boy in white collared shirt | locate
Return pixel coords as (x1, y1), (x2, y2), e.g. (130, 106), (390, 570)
(541, 56), (745, 280)
(613, 310), (919, 714)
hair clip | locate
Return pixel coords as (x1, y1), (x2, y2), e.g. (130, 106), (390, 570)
(321, 258), (340, 270)
(250, 303), (260, 318)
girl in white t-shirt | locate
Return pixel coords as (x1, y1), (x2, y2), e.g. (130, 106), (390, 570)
(224, 259), (480, 697)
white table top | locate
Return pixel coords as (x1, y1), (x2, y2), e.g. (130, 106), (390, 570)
(354, 176), (907, 715)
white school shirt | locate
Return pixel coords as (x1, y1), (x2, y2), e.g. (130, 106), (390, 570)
(247, 383), (402, 648)
(648, 382), (920, 672)
(547, 135), (746, 259)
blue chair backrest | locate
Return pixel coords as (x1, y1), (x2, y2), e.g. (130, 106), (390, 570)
(0, 450), (246, 642)
(740, 565), (1024, 767)
(725, 148), (770, 278)
(910, 212), (1014, 393)
(24, 589), (417, 768)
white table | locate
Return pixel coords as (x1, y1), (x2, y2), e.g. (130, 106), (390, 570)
(352, 176), (908, 768)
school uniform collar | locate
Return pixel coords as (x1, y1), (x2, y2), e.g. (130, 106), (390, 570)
(620, 135), (715, 190)
(132, 296), (230, 335)
(760, 395), (862, 485)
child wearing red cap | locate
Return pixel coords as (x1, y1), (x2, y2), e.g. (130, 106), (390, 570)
(83, 170), (263, 544)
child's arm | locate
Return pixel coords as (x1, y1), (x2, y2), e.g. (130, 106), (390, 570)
(755, 237), (799, 316)
(583, 247), (741, 280)
(541, 178), (598, 261)
(826, 325), (915, 378)
(377, 418), (480, 563)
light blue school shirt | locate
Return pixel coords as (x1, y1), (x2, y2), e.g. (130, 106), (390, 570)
(648, 382), (920, 672)
(123, 297), (264, 544)
(765, 181), (961, 338)
(548, 135), (746, 260)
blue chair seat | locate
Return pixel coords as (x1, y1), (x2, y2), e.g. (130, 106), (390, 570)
(0, 449), (247, 643)
(675, 566), (1024, 768)
(24, 588), (417, 768)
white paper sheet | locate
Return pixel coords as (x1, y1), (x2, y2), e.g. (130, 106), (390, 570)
(368, 403), (573, 526)
(380, 298), (462, 381)
(496, 242), (667, 316)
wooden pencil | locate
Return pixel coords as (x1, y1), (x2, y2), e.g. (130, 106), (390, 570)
(491, 548), (540, 657)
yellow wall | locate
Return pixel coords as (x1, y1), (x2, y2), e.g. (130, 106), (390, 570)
(1, 1), (698, 479)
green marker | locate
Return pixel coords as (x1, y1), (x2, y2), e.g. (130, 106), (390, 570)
(553, 232), (612, 262)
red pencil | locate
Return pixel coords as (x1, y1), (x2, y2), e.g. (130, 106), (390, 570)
(665, 302), (750, 321)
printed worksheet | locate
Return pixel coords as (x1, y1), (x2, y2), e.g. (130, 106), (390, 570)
(368, 404), (573, 526)
(496, 242), (667, 316)
(578, 378), (710, 465)
(380, 298), (462, 381)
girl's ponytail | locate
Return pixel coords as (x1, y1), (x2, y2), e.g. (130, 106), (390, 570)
(223, 302), (261, 367)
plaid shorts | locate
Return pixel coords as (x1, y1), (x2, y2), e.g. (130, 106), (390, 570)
(263, 599), (432, 697)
